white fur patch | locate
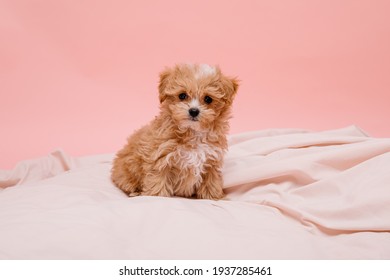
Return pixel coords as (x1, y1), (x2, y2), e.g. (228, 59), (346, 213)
(199, 64), (216, 75)
(166, 143), (223, 178)
(195, 64), (216, 79)
(189, 99), (200, 108)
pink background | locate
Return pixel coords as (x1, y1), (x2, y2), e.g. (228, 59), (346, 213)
(1, 0), (389, 169)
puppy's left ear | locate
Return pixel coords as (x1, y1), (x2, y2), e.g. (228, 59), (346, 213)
(158, 68), (172, 103)
(221, 75), (240, 105)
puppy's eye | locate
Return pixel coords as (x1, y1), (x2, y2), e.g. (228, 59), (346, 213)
(178, 93), (188, 100)
(204, 96), (213, 104)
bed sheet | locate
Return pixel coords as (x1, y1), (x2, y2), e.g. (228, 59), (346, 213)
(1, 126), (389, 259)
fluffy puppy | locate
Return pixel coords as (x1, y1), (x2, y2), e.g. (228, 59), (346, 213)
(111, 63), (239, 200)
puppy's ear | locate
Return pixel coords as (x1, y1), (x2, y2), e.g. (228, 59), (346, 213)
(221, 75), (240, 105)
(158, 68), (172, 103)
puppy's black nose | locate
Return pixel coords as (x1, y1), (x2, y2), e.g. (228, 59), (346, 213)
(189, 108), (200, 118)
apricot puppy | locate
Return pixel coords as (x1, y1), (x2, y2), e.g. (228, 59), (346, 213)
(111, 63), (239, 200)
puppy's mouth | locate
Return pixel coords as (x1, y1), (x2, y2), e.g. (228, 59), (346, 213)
(189, 117), (199, 122)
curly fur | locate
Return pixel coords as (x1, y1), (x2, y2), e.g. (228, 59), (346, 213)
(111, 63), (239, 200)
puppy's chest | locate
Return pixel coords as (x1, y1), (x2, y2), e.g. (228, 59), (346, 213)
(167, 143), (222, 176)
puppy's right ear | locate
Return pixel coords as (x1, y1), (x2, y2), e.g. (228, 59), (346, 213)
(158, 68), (172, 103)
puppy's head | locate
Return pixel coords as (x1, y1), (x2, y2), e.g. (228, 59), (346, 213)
(158, 63), (239, 132)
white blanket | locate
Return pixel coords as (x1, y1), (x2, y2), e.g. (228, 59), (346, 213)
(1, 126), (389, 259)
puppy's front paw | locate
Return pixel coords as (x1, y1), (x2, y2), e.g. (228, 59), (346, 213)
(128, 192), (140, 197)
(141, 188), (173, 198)
(197, 186), (225, 200)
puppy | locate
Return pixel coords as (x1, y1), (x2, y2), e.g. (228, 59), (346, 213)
(111, 63), (239, 200)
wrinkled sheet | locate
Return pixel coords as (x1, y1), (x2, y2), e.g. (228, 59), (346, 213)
(1, 126), (389, 259)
